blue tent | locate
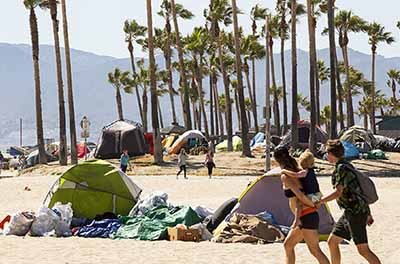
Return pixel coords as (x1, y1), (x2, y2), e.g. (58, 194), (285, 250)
(250, 132), (265, 147)
(342, 141), (360, 160)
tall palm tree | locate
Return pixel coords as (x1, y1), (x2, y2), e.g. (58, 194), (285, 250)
(290, 0), (299, 149)
(276, 1), (306, 135)
(24, 0), (47, 164)
(185, 27), (210, 136)
(387, 69), (400, 104)
(366, 22), (395, 133)
(316, 60), (330, 125)
(266, 15), (282, 136)
(327, 0), (337, 138)
(134, 59), (150, 132)
(146, 0), (163, 164)
(306, 0), (317, 154)
(108, 68), (131, 121)
(60, 0), (77, 164)
(250, 4), (268, 133)
(171, 0), (193, 130)
(231, 0), (251, 157)
(49, 0), (67, 165)
(334, 10), (367, 127)
(123, 19), (146, 125)
(158, 1), (193, 125)
(210, 0), (233, 151)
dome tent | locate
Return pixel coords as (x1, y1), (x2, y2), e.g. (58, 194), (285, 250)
(44, 160), (142, 219)
(279, 120), (328, 149)
(94, 120), (149, 159)
(339, 126), (377, 151)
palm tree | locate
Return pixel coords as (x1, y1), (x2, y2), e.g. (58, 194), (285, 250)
(24, 0), (47, 164)
(366, 22), (395, 133)
(49, 0), (67, 165)
(171, 0), (193, 130)
(250, 4), (268, 133)
(320, 105), (331, 132)
(146, 0), (163, 164)
(60, 0), (77, 164)
(158, 1), (193, 125)
(108, 68), (131, 121)
(135, 59), (150, 132)
(326, 0), (337, 138)
(290, 0), (299, 149)
(123, 19), (146, 125)
(185, 27), (210, 136)
(387, 69), (400, 104)
(210, 0), (234, 151)
(231, 0), (251, 157)
(316, 60), (330, 125)
(334, 10), (367, 127)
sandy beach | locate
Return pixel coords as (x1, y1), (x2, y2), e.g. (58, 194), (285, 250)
(0, 173), (399, 264)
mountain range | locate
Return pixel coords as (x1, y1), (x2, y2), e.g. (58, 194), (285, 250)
(0, 42), (399, 150)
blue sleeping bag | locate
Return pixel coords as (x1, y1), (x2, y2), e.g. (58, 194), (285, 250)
(250, 132), (265, 147)
(76, 219), (121, 238)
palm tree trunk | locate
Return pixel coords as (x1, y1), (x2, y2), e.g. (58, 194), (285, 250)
(335, 53), (345, 130)
(29, 8), (47, 165)
(316, 78), (321, 125)
(217, 31), (233, 151)
(50, 0), (67, 165)
(270, 42), (281, 136)
(171, 0), (191, 130)
(232, 0), (251, 157)
(342, 46), (355, 127)
(327, 0), (337, 138)
(280, 35), (288, 134)
(307, 0), (317, 154)
(244, 60), (254, 129)
(146, 0), (163, 163)
(116, 88), (124, 120)
(212, 73), (219, 137)
(197, 55), (209, 137)
(213, 79), (224, 138)
(165, 18), (177, 125)
(192, 101), (198, 130)
(234, 88), (241, 132)
(291, 0), (299, 149)
(128, 44), (144, 124)
(158, 98), (164, 128)
(142, 86), (148, 132)
(251, 57), (259, 133)
(61, 0), (77, 164)
(209, 73), (214, 136)
(364, 113), (368, 129)
(371, 49), (376, 133)
(265, 15), (271, 171)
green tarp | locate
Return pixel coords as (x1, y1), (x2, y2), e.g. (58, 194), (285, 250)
(113, 205), (201, 240)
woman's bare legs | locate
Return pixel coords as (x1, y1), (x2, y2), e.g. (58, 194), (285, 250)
(284, 227), (304, 264)
(302, 229), (330, 264)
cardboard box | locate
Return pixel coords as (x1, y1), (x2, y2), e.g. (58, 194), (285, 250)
(167, 227), (200, 242)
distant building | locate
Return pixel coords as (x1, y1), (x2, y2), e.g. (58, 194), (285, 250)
(376, 116), (400, 138)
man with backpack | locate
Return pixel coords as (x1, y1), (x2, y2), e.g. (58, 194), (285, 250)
(317, 139), (381, 264)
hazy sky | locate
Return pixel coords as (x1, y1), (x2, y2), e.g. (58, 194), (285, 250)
(2, 0), (400, 58)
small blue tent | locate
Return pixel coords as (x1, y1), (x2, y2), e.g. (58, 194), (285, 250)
(342, 141), (360, 160)
(250, 132), (265, 147)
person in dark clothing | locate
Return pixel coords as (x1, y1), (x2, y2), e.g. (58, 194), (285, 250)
(204, 151), (215, 179)
(318, 139), (381, 264)
(176, 149), (188, 179)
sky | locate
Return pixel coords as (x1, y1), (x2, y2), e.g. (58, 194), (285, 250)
(1, 0), (400, 58)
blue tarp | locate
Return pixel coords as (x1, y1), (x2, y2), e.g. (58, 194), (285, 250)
(75, 219), (121, 238)
(251, 132), (265, 147)
(342, 141), (360, 160)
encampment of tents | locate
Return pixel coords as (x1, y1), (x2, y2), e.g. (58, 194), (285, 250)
(279, 120), (328, 149)
(213, 172), (335, 240)
(168, 130), (206, 154)
(339, 126), (377, 151)
(44, 159), (142, 219)
(94, 120), (149, 159)
(26, 149), (58, 168)
(215, 136), (243, 152)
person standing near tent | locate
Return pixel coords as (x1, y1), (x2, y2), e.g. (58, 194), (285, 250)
(120, 150), (131, 173)
(176, 148), (188, 179)
(273, 147), (330, 264)
(0, 151), (4, 175)
(204, 150), (216, 179)
(317, 140), (381, 264)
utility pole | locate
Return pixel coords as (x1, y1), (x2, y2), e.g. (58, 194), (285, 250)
(20, 118), (23, 146)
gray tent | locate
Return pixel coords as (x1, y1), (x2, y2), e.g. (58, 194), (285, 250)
(279, 120), (328, 149)
(94, 120), (149, 159)
(218, 172), (334, 236)
(26, 150), (58, 168)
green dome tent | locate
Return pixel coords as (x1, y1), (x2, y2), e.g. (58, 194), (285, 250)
(44, 160), (142, 219)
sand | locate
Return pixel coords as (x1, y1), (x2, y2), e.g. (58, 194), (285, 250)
(0, 174), (398, 264)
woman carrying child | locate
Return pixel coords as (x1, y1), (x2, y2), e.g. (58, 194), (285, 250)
(273, 147), (329, 264)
